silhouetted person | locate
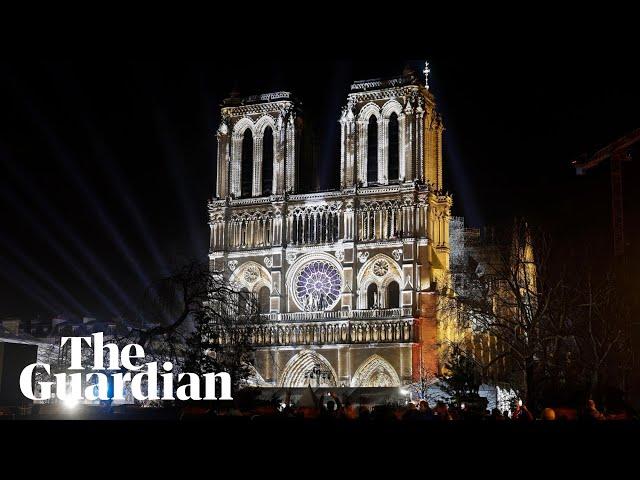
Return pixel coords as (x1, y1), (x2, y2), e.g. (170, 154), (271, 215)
(402, 402), (420, 422)
(513, 403), (534, 422)
(418, 400), (434, 421)
(584, 399), (605, 421)
(434, 401), (452, 420)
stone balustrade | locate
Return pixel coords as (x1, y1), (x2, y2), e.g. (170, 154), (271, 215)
(213, 314), (416, 347)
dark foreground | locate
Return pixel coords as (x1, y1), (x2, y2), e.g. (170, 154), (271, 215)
(3, 415), (640, 473)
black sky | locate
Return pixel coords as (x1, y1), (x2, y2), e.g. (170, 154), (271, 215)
(1, 55), (639, 320)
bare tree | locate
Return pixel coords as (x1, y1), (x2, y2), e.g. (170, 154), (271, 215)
(443, 220), (571, 408)
(573, 270), (631, 400)
(408, 363), (439, 403)
(121, 260), (264, 391)
(183, 271), (265, 392)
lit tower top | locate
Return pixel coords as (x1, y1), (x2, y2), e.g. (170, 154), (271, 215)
(339, 65), (444, 191)
(215, 91), (302, 199)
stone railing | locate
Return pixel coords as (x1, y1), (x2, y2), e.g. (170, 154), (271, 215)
(214, 317), (416, 347)
(261, 307), (412, 323)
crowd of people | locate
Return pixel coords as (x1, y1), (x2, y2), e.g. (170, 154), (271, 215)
(213, 394), (636, 423)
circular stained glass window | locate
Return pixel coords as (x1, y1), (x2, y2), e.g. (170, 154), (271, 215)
(295, 260), (342, 311)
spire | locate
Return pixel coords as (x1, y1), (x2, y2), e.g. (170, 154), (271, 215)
(423, 61), (431, 90)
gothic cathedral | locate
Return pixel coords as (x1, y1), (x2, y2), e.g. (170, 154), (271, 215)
(208, 65), (453, 389)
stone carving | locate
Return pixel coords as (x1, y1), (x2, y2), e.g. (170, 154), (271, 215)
(373, 259), (389, 277)
(335, 249), (345, 262)
(264, 256), (273, 268)
(243, 265), (259, 284)
(286, 251), (297, 265)
(392, 249), (402, 261)
(227, 260), (238, 272)
(358, 251), (370, 263)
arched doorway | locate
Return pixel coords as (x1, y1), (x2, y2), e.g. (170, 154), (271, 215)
(351, 354), (401, 387)
(279, 350), (338, 388)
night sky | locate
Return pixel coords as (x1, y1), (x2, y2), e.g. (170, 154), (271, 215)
(1, 55), (639, 321)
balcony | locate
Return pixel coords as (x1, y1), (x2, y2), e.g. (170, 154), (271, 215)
(260, 307), (412, 323)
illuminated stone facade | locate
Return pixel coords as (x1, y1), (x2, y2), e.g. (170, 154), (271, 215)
(209, 67), (452, 388)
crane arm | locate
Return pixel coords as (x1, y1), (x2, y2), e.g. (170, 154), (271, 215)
(574, 127), (640, 172)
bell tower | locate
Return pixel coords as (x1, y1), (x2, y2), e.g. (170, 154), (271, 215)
(339, 65), (444, 191)
(215, 92), (302, 199)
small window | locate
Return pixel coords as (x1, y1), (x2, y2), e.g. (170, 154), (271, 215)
(388, 112), (399, 182)
(262, 127), (273, 195)
(241, 129), (253, 197)
(367, 116), (378, 183)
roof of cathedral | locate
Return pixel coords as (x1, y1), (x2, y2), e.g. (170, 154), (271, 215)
(222, 91), (298, 107)
(349, 71), (422, 92)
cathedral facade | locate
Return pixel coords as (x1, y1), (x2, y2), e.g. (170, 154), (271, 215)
(208, 66), (453, 389)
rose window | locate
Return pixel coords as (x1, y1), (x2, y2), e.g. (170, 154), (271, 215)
(243, 265), (259, 284)
(295, 260), (342, 311)
(373, 259), (389, 277)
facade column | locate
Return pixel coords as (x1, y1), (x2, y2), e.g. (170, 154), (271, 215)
(230, 134), (243, 198)
(285, 111), (298, 193)
(253, 135), (263, 196)
(275, 115), (286, 194)
(398, 113), (406, 182)
(379, 117), (389, 184)
(357, 120), (367, 185)
(216, 128), (230, 198)
(416, 99), (425, 183)
(403, 100), (415, 181)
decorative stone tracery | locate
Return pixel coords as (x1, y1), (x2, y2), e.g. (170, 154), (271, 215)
(351, 354), (401, 387)
(287, 253), (343, 312)
(357, 254), (402, 309)
(279, 350), (338, 388)
(229, 260), (271, 293)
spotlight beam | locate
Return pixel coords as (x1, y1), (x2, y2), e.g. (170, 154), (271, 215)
(36, 123), (153, 288)
(0, 256), (68, 315)
(0, 150), (138, 314)
(86, 130), (171, 276)
(41, 65), (172, 277)
(0, 233), (89, 315)
(3, 74), (153, 290)
(0, 185), (125, 318)
(152, 109), (207, 257)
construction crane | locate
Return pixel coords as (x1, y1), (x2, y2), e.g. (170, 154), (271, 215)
(573, 127), (640, 257)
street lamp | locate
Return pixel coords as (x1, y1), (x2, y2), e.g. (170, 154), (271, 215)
(304, 362), (332, 388)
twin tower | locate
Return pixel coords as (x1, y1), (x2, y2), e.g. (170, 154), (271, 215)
(209, 66), (454, 389)
(215, 67), (444, 200)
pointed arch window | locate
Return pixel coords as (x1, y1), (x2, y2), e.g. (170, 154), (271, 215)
(262, 126), (273, 195)
(388, 112), (399, 182)
(367, 283), (378, 309)
(387, 281), (400, 309)
(241, 129), (253, 197)
(367, 116), (378, 183)
(258, 286), (270, 313)
(238, 287), (251, 314)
